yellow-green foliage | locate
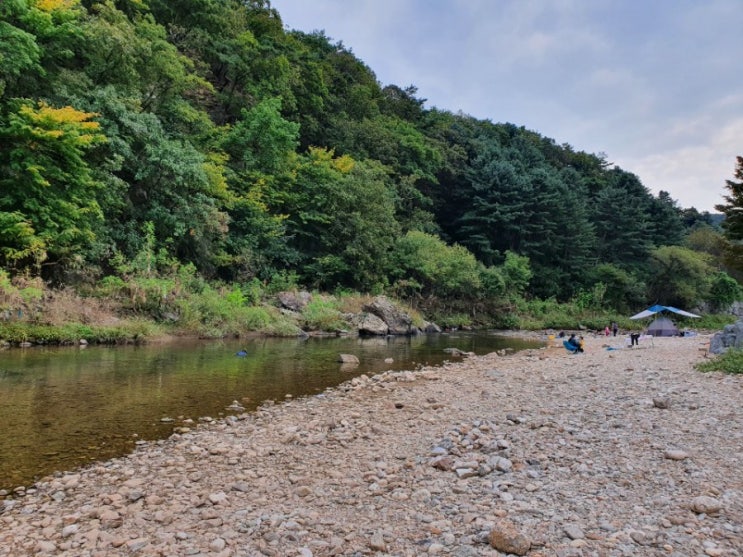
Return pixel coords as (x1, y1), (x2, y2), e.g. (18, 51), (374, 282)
(34, 0), (79, 12)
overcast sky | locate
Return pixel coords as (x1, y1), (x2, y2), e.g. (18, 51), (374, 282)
(271, 0), (743, 213)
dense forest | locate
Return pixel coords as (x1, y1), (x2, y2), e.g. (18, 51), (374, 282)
(1, 0), (739, 324)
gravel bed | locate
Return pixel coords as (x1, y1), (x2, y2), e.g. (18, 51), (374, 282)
(1, 334), (741, 556)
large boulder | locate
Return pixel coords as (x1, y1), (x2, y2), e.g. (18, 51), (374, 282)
(709, 319), (743, 354)
(355, 312), (389, 336)
(423, 321), (442, 333)
(277, 291), (312, 312)
(337, 354), (359, 364)
(362, 296), (413, 335)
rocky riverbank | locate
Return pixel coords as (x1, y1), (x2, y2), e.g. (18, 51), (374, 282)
(1, 334), (741, 556)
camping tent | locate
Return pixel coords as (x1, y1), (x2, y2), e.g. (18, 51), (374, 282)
(646, 316), (679, 337)
(629, 305), (701, 337)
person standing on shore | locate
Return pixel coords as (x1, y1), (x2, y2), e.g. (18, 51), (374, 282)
(612, 322), (618, 337)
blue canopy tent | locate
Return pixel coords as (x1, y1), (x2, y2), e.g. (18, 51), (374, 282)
(629, 305), (701, 337)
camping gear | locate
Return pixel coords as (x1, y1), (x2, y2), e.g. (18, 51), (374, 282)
(646, 316), (679, 337)
(629, 305), (700, 320)
(629, 305), (700, 338)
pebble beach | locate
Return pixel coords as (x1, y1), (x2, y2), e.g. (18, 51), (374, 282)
(1, 334), (741, 556)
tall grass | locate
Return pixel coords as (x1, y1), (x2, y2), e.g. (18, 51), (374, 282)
(300, 297), (346, 332)
(0, 321), (157, 345)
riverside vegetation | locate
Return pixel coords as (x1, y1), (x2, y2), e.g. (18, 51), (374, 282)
(3, 0), (743, 336)
(0, 268), (736, 349)
(4, 5), (743, 554)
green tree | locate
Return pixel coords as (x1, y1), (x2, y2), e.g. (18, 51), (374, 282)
(589, 263), (645, 313)
(646, 246), (712, 308)
(499, 251), (532, 298)
(685, 224), (727, 272)
(646, 190), (684, 247)
(0, 101), (106, 273)
(222, 97), (299, 179)
(389, 231), (481, 299)
(0, 212), (46, 269)
(590, 178), (651, 269)
(716, 156), (743, 272)
(0, 12), (42, 97)
(219, 97), (300, 280)
(84, 89), (229, 273)
(328, 114), (443, 230)
(707, 272), (741, 312)
(282, 148), (399, 290)
(680, 207), (715, 229)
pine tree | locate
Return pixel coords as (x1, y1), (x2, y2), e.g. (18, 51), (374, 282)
(715, 156), (743, 271)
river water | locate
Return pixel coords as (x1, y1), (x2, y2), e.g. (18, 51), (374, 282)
(0, 332), (542, 491)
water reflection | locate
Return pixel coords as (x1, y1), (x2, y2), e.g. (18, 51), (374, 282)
(0, 332), (541, 490)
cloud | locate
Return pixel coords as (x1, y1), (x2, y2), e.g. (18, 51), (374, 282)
(615, 116), (743, 211)
(272, 0), (743, 211)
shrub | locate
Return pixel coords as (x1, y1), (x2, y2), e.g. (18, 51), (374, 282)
(707, 272), (741, 312)
(438, 313), (472, 329)
(240, 306), (274, 330)
(265, 270), (299, 294)
(241, 278), (265, 305)
(301, 297), (346, 331)
(264, 316), (304, 337)
(0, 321), (156, 345)
(695, 314), (737, 331)
(389, 231), (481, 299)
(696, 349), (743, 374)
(96, 275), (127, 297)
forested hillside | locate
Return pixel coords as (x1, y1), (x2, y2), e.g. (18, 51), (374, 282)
(0, 0), (735, 318)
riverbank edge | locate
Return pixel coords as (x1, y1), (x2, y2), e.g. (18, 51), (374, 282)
(2, 334), (741, 556)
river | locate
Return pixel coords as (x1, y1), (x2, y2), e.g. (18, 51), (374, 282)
(0, 332), (542, 491)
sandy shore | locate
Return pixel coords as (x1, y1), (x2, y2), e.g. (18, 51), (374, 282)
(1, 334), (741, 556)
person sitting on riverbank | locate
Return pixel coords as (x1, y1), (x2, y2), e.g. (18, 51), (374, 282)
(565, 334), (584, 353)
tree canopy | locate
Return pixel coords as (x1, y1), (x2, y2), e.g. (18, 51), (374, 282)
(0, 0), (729, 312)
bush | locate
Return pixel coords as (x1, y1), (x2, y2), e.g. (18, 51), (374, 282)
(695, 314), (737, 331)
(240, 306), (274, 330)
(707, 272), (741, 312)
(437, 313), (472, 329)
(301, 297), (346, 331)
(0, 321), (156, 345)
(696, 349), (743, 374)
(389, 231), (482, 298)
(96, 275), (127, 297)
(264, 317), (304, 337)
(265, 271), (299, 294)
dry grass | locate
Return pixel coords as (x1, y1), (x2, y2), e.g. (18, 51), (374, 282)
(1, 276), (123, 327)
(336, 293), (375, 314)
(38, 288), (123, 326)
